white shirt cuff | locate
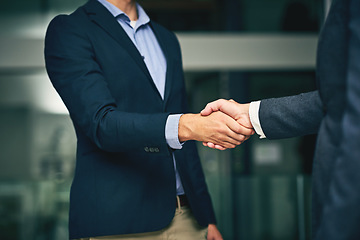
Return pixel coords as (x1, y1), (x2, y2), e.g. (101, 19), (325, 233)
(249, 101), (266, 139)
(165, 114), (183, 149)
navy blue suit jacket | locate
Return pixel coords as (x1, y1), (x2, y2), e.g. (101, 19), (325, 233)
(44, 0), (215, 238)
(259, 0), (360, 239)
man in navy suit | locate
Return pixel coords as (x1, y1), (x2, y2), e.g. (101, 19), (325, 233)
(44, 0), (254, 239)
(201, 0), (360, 239)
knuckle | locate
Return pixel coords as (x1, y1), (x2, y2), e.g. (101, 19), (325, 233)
(234, 125), (242, 133)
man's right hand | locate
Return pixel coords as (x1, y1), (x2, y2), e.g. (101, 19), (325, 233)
(178, 111), (253, 149)
(200, 99), (254, 150)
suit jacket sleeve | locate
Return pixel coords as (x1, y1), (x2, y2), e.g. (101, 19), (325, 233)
(259, 91), (324, 139)
(44, 15), (169, 153)
(316, 1), (360, 238)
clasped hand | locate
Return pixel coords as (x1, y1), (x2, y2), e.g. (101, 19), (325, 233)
(178, 99), (254, 150)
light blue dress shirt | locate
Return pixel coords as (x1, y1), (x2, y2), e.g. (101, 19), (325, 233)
(97, 0), (184, 195)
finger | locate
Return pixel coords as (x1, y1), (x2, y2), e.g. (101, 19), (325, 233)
(225, 117), (254, 137)
(214, 144), (227, 150)
(238, 123), (255, 135)
(207, 142), (215, 148)
(202, 142), (215, 149)
(211, 138), (238, 149)
(212, 138), (241, 149)
(207, 142), (227, 150)
(204, 142), (222, 150)
(237, 117), (255, 132)
(238, 127), (254, 136)
(233, 123), (255, 136)
(216, 100), (243, 120)
(221, 136), (243, 147)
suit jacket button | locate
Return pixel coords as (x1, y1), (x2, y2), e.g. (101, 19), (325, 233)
(144, 147), (149, 152)
(149, 148), (155, 152)
(154, 148), (159, 153)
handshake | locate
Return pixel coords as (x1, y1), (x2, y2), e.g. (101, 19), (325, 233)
(178, 99), (255, 150)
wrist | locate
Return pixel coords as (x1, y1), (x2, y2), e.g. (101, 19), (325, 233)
(237, 103), (250, 119)
(178, 114), (196, 142)
(244, 103), (251, 118)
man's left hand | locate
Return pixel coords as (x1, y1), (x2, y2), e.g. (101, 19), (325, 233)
(207, 224), (223, 240)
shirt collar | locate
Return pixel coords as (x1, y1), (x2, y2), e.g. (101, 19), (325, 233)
(97, 0), (150, 29)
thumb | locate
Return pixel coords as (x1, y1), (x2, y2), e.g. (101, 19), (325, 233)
(200, 99), (225, 116)
(200, 106), (213, 116)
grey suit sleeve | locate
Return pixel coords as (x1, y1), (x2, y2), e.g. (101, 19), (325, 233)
(259, 90), (324, 139)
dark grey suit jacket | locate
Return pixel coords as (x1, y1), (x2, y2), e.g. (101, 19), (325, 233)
(259, 0), (360, 239)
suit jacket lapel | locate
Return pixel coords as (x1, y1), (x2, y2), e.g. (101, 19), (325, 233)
(150, 22), (175, 105)
(83, 0), (153, 83)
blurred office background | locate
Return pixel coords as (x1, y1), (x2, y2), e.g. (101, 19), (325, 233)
(0, 0), (331, 239)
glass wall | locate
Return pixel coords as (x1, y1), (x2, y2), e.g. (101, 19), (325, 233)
(0, 69), (75, 240)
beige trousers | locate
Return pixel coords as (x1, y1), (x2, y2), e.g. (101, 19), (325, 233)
(78, 205), (207, 240)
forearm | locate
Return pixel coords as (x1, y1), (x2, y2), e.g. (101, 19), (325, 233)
(259, 91), (323, 139)
(93, 110), (170, 152)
